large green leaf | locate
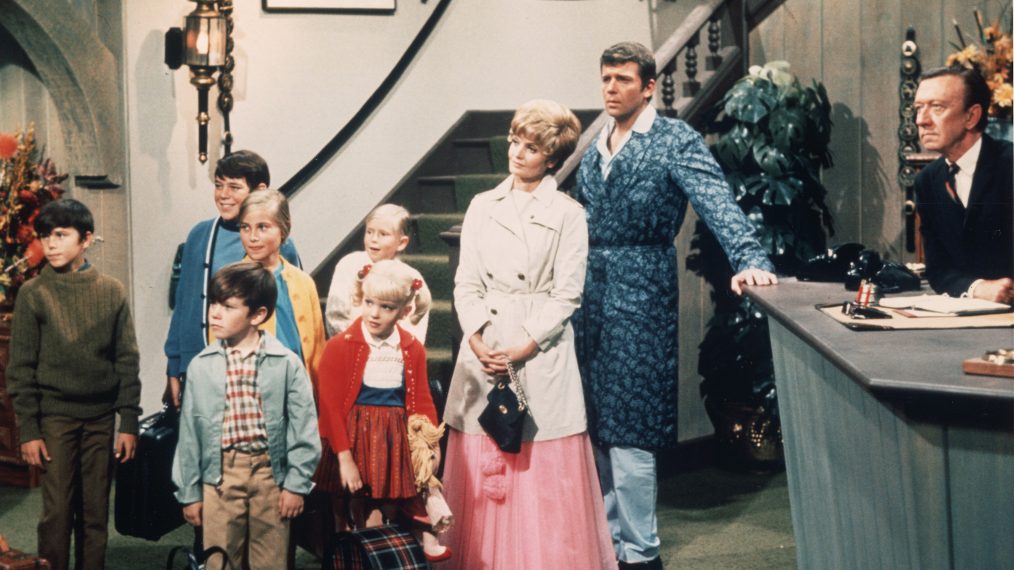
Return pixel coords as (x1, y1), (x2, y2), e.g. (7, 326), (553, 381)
(752, 143), (790, 177)
(724, 80), (776, 124)
(715, 123), (753, 167)
(767, 177), (801, 206)
(769, 108), (807, 153)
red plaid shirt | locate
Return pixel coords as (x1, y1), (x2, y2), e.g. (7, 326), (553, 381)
(221, 335), (269, 452)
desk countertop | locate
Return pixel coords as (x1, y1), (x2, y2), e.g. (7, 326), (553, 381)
(745, 279), (1014, 400)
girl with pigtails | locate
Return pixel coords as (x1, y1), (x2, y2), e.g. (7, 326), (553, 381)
(314, 259), (450, 561)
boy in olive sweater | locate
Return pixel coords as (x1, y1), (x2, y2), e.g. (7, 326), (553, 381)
(7, 198), (141, 570)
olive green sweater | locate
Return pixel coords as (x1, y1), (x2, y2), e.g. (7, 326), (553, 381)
(7, 264), (141, 443)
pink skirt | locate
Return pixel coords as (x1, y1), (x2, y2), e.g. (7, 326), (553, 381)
(439, 429), (617, 569)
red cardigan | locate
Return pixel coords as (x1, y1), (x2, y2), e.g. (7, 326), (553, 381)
(317, 317), (438, 454)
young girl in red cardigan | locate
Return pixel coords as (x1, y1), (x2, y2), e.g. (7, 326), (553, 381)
(315, 259), (449, 561)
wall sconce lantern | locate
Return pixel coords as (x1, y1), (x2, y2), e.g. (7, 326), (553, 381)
(166, 0), (235, 164)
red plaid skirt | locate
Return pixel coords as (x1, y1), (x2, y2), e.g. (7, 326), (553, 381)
(315, 405), (416, 499)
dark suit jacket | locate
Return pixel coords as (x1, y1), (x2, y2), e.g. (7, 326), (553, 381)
(915, 134), (1013, 296)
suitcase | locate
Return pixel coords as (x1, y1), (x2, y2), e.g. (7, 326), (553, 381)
(0, 548), (50, 569)
(114, 405), (185, 540)
(323, 525), (429, 570)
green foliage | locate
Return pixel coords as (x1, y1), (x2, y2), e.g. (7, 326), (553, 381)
(688, 61), (836, 413)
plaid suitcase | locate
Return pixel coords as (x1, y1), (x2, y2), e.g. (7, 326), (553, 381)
(324, 525), (429, 570)
(114, 405), (185, 540)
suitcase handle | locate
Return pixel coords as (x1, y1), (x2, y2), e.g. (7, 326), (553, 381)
(165, 545), (231, 570)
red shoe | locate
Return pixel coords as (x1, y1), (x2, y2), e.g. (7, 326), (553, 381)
(424, 546), (453, 563)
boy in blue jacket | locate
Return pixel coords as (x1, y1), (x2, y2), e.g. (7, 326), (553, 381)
(172, 262), (320, 569)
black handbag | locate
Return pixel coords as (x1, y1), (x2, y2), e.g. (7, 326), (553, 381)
(114, 405), (185, 541)
(477, 360), (529, 454)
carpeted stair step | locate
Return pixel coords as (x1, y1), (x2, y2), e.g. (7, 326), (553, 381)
(409, 213), (464, 255)
(454, 173), (504, 208)
(487, 135), (510, 173)
(451, 135), (510, 175)
(416, 174), (503, 212)
(400, 253), (454, 306)
(426, 298), (456, 349)
(451, 138), (494, 174)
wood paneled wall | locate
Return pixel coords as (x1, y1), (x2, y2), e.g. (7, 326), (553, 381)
(752, 0), (1010, 260)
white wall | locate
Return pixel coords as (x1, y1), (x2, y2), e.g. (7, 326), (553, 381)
(124, 0), (653, 415)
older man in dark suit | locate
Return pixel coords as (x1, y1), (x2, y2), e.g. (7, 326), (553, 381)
(913, 65), (1013, 303)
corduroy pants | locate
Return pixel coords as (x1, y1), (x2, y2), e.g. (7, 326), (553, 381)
(38, 412), (115, 570)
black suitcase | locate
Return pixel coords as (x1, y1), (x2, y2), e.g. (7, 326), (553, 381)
(115, 405), (185, 540)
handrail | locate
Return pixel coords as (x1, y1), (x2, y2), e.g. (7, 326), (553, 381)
(279, 0), (452, 198)
(554, 0), (747, 187)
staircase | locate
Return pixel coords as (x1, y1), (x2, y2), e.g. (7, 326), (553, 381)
(312, 110), (600, 393)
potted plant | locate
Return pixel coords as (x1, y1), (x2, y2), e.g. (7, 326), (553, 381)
(687, 61), (835, 471)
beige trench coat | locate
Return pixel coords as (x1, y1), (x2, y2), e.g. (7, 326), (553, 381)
(444, 175), (589, 442)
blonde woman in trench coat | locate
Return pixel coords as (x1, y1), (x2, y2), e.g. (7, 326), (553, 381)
(439, 100), (617, 569)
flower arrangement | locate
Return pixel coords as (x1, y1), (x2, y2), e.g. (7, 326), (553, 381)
(947, 11), (1013, 120)
(0, 124), (66, 306)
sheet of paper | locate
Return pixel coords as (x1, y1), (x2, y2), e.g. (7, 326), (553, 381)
(878, 295), (1012, 316)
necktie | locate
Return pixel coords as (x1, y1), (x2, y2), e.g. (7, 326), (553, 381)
(945, 163), (962, 206)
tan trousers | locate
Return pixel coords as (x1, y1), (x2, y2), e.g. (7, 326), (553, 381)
(38, 413), (115, 570)
(203, 449), (288, 570)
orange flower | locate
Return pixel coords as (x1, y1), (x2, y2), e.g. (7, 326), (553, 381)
(0, 133), (16, 160)
(993, 83), (1013, 110)
(985, 22), (1004, 42)
(23, 239), (45, 268)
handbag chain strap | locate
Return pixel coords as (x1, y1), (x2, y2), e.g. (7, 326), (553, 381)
(505, 359), (530, 412)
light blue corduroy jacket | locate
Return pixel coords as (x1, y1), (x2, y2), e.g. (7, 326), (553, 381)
(172, 332), (321, 505)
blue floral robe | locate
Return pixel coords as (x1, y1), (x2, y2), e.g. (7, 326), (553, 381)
(573, 114), (773, 450)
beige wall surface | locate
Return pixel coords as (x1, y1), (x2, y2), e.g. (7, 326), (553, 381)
(750, 0), (1009, 260)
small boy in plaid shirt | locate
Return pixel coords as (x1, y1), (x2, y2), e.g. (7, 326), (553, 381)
(172, 262), (320, 569)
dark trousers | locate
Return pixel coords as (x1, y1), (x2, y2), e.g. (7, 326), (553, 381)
(38, 413), (115, 570)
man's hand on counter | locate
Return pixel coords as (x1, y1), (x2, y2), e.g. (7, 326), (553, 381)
(731, 268), (779, 296)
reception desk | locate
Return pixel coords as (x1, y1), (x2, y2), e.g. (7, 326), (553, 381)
(746, 280), (1013, 569)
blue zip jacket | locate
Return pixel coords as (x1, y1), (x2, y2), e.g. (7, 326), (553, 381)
(171, 332), (321, 505)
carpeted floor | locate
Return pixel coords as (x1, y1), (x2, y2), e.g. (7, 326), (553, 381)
(0, 463), (795, 569)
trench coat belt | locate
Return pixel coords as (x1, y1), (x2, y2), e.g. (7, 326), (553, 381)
(483, 289), (552, 301)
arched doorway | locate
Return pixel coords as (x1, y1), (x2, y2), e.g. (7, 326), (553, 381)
(0, 0), (129, 284)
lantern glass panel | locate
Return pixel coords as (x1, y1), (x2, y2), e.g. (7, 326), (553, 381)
(184, 14), (226, 67)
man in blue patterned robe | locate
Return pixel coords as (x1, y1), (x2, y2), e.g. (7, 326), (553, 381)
(573, 42), (777, 569)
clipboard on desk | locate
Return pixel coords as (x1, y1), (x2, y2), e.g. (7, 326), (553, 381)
(817, 302), (1014, 330)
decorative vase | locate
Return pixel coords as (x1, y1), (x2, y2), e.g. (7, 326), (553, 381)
(985, 116), (1013, 142)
